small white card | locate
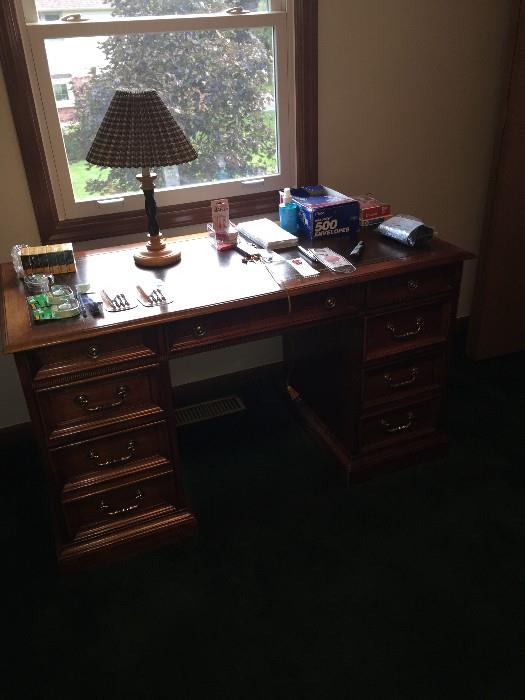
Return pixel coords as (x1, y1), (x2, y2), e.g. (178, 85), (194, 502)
(287, 256), (320, 277)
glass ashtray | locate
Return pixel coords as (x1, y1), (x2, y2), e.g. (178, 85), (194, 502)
(207, 221), (238, 251)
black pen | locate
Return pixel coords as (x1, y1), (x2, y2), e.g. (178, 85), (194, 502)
(297, 245), (321, 265)
(234, 244), (252, 259)
(75, 287), (87, 317)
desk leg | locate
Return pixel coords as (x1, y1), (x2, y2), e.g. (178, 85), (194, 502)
(283, 319), (363, 480)
(286, 384), (353, 482)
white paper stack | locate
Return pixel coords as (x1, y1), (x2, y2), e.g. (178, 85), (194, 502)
(236, 218), (298, 250)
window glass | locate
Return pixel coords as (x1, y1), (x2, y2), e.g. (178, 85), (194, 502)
(45, 27), (277, 202)
(36, 1), (269, 21)
(52, 83), (69, 101)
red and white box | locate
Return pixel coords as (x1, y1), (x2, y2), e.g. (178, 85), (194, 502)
(352, 194), (391, 227)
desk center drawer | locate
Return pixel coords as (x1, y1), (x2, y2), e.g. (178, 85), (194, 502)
(289, 285), (364, 322)
(37, 364), (164, 442)
(168, 299), (288, 352)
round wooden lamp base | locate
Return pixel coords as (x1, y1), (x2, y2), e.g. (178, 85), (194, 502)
(133, 234), (181, 268)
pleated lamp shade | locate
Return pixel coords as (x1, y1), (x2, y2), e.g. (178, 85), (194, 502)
(86, 88), (197, 168)
(86, 89), (197, 268)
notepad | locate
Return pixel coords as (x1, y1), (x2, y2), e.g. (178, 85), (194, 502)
(236, 218), (298, 250)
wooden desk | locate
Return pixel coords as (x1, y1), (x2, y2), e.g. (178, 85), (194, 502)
(0, 233), (470, 569)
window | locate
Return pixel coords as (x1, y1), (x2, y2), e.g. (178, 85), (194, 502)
(52, 82), (69, 102)
(0, 1), (317, 243)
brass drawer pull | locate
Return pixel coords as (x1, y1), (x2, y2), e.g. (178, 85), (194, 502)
(193, 324), (207, 338)
(324, 296), (337, 309)
(99, 488), (143, 517)
(88, 439), (136, 468)
(386, 317), (424, 339)
(75, 385), (129, 412)
(407, 279), (419, 290)
(384, 367), (419, 389)
(380, 411), (414, 433)
(86, 345), (100, 359)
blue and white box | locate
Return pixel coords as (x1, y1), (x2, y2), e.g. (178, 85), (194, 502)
(290, 185), (360, 239)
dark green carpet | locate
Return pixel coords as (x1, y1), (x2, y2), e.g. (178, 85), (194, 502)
(4, 341), (525, 699)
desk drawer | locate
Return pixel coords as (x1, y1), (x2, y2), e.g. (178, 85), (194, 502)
(62, 467), (176, 540)
(37, 365), (164, 442)
(32, 328), (159, 382)
(367, 266), (455, 308)
(168, 299), (288, 352)
(363, 352), (444, 407)
(289, 285), (364, 322)
(360, 397), (440, 452)
(364, 300), (451, 362)
(50, 420), (172, 486)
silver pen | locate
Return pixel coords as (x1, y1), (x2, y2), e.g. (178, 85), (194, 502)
(349, 240), (365, 257)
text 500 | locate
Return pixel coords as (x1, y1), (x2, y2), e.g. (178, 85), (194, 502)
(314, 218), (339, 235)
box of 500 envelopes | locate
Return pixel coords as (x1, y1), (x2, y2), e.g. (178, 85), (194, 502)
(290, 185), (360, 239)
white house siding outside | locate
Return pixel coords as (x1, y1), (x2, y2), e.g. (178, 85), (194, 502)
(37, 1), (110, 123)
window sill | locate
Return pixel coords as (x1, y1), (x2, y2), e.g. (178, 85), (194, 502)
(48, 190), (279, 244)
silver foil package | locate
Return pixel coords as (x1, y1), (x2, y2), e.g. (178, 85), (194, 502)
(378, 215), (433, 247)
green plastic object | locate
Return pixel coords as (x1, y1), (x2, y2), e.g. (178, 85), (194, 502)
(27, 293), (80, 322)
(27, 294), (53, 322)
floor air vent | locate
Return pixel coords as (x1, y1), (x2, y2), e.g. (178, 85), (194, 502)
(174, 395), (246, 426)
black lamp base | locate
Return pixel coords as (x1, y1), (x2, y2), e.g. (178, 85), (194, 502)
(134, 172), (181, 267)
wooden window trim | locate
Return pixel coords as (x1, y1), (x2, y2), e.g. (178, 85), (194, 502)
(0, 1), (318, 244)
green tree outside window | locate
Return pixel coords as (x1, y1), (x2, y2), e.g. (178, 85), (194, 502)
(63, 0), (277, 200)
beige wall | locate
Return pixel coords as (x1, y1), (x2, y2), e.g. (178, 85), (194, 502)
(318, 0), (514, 315)
(0, 0), (515, 428)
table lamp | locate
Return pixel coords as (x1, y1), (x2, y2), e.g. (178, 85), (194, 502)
(86, 88), (198, 267)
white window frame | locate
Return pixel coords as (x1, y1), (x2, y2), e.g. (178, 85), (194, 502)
(16, 1), (297, 223)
